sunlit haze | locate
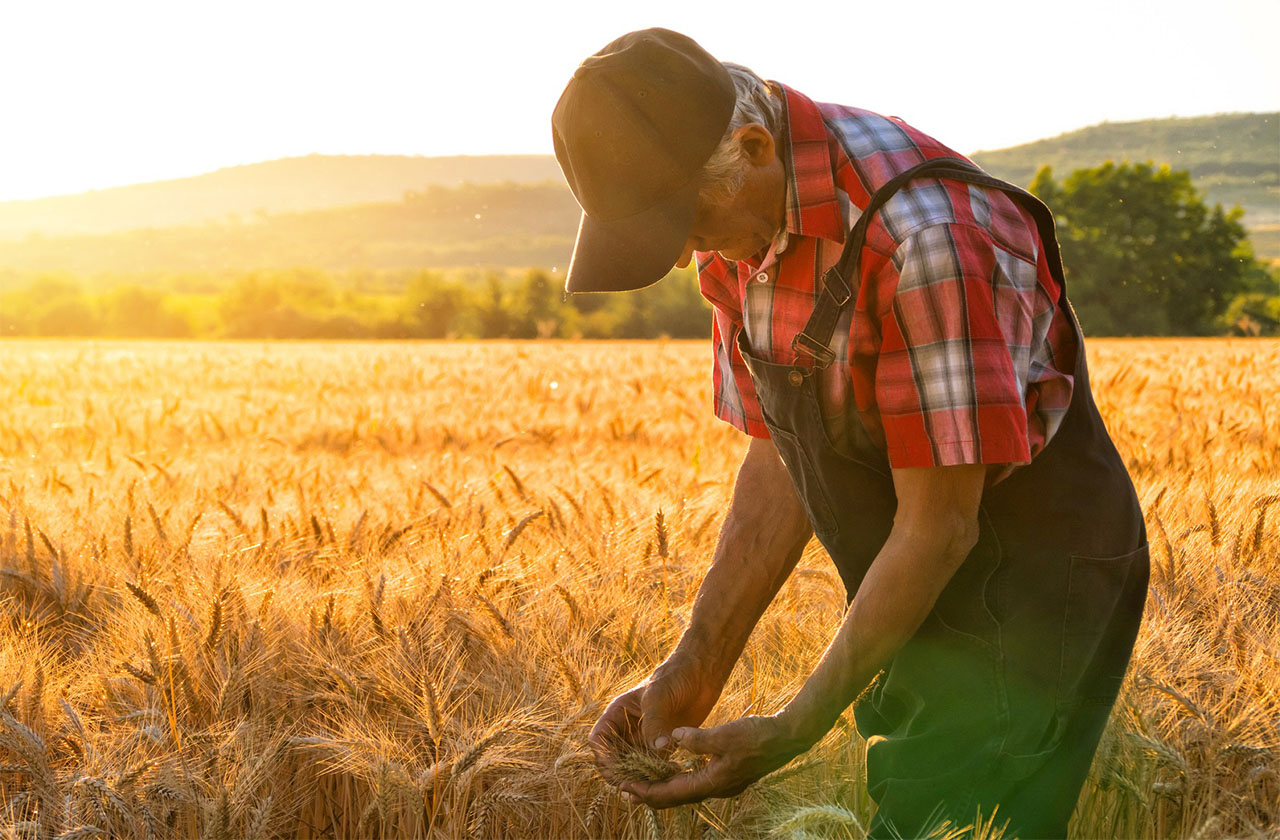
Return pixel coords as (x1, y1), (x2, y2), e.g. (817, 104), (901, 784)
(2, 0), (1277, 202)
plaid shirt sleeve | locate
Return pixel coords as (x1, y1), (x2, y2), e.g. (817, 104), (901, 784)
(876, 222), (1034, 469)
(699, 254), (771, 439)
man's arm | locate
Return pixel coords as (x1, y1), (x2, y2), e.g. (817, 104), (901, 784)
(775, 463), (983, 741)
(669, 435), (814, 693)
(589, 436), (812, 775)
(621, 463), (986, 807)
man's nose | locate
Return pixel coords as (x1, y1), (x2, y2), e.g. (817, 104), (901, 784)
(675, 239), (696, 269)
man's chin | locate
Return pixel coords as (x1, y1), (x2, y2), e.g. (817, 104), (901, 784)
(715, 243), (766, 262)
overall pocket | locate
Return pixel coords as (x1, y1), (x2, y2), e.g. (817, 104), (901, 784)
(1059, 542), (1150, 707)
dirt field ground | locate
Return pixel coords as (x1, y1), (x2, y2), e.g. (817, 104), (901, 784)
(1, 339), (1276, 838)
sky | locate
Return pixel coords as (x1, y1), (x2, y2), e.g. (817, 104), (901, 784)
(1, 0), (1276, 202)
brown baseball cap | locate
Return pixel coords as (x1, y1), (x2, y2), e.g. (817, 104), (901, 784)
(552, 29), (736, 293)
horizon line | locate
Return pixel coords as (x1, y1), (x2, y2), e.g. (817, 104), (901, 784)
(2, 108), (1275, 205)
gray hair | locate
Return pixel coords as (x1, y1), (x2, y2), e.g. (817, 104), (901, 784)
(696, 63), (784, 207)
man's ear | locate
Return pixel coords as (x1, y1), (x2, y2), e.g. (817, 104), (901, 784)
(732, 124), (777, 166)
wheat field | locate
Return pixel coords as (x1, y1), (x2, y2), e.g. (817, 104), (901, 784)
(0, 338), (1276, 839)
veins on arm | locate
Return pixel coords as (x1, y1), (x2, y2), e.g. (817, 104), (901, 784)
(670, 435), (814, 685)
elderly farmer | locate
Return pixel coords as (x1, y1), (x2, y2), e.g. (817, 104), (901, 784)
(553, 29), (1149, 838)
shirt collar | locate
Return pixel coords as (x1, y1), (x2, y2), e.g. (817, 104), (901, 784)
(775, 83), (845, 247)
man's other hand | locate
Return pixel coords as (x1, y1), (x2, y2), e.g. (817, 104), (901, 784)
(588, 661), (721, 785)
(618, 715), (807, 808)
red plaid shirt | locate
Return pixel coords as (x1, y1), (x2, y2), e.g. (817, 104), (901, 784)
(699, 85), (1077, 475)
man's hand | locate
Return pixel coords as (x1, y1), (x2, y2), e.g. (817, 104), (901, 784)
(591, 438), (812, 785)
(619, 715), (808, 808)
(589, 660), (722, 784)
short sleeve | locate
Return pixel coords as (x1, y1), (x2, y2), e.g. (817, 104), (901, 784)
(875, 223), (1033, 469)
(698, 254), (771, 439)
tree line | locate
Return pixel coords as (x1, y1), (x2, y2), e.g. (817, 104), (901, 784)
(1, 161), (1276, 339)
(0, 267), (714, 340)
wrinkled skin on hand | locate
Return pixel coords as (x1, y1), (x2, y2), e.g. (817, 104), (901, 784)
(619, 714), (809, 809)
(588, 660), (721, 785)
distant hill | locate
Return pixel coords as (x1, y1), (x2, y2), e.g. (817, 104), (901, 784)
(973, 113), (1279, 227)
(0, 113), (1275, 273)
(0, 154), (566, 241)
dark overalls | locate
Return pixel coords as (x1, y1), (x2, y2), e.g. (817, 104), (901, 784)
(736, 159), (1149, 838)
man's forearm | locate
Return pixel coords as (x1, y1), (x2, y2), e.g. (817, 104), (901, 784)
(667, 437), (813, 685)
(778, 465), (984, 745)
(776, 525), (972, 743)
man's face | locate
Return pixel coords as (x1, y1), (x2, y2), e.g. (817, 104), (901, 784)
(674, 125), (786, 270)
(675, 191), (775, 268)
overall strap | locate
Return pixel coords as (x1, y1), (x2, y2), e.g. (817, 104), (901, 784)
(791, 156), (1069, 368)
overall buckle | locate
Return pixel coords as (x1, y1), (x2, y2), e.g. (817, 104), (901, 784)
(792, 332), (836, 368)
(823, 267), (852, 307)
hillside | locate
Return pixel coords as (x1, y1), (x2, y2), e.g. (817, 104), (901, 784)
(0, 154), (565, 241)
(973, 112), (1279, 226)
(0, 182), (581, 275)
(0, 113), (1275, 273)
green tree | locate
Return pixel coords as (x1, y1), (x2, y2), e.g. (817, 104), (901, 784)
(1, 274), (100, 336)
(1218, 263), (1280, 335)
(403, 270), (465, 338)
(1030, 161), (1259, 335)
(37, 298), (99, 336)
(218, 272), (319, 338)
(100, 285), (193, 337)
(477, 273), (511, 338)
(640, 268), (712, 338)
(511, 268), (564, 338)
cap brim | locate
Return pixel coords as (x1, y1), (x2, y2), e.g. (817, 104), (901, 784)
(563, 178), (698, 293)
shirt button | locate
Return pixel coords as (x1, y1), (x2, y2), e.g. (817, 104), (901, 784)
(755, 272), (769, 283)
